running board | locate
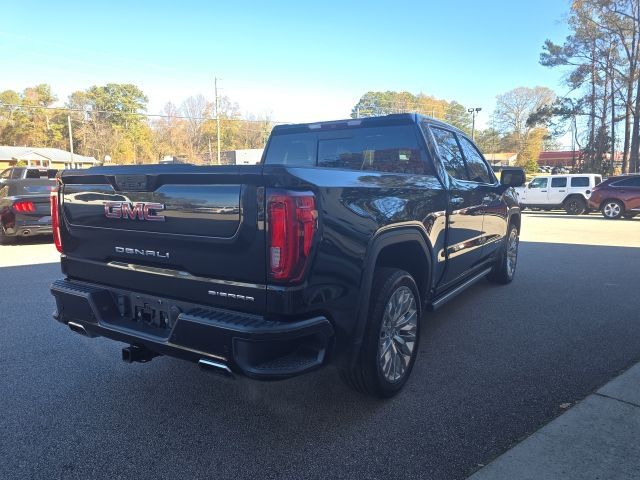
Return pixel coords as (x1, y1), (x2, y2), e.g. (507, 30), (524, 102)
(428, 268), (492, 311)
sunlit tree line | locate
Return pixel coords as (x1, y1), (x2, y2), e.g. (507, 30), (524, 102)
(0, 83), (273, 164)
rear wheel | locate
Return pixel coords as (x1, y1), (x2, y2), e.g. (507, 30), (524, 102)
(564, 196), (586, 215)
(602, 200), (624, 219)
(340, 268), (421, 398)
(488, 224), (519, 284)
(0, 230), (16, 245)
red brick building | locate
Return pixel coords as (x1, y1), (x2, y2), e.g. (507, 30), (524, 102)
(537, 151), (581, 168)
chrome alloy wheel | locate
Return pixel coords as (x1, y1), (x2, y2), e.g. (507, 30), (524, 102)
(506, 228), (519, 278)
(603, 202), (621, 218)
(378, 286), (418, 383)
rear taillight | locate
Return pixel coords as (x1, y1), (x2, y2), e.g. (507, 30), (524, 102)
(267, 190), (317, 282)
(13, 200), (36, 213)
(50, 188), (63, 253)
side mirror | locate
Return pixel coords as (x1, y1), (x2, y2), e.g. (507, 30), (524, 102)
(500, 168), (526, 187)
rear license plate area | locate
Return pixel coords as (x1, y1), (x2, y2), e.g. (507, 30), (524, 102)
(112, 292), (175, 335)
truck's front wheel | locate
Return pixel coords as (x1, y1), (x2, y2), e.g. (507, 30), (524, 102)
(341, 268), (421, 398)
(488, 224), (519, 284)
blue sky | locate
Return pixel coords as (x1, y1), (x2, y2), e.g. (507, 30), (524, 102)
(1, 1), (571, 128)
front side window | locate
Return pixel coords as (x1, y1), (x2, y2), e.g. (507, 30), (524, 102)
(529, 177), (548, 189)
(570, 176), (589, 187)
(551, 177), (567, 188)
(10, 168), (24, 179)
(429, 126), (468, 180)
(0, 169), (11, 179)
(458, 136), (493, 183)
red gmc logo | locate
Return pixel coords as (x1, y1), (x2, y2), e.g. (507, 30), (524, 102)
(104, 201), (166, 222)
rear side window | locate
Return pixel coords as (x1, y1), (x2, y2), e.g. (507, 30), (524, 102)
(613, 176), (640, 187)
(0, 169), (10, 179)
(570, 177), (589, 187)
(265, 125), (433, 175)
(429, 127), (468, 180)
(551, 177), (567, 187)
(10, 168), (24, 179)
(25, 169), (45, 179)
(458, 136), (493, 183)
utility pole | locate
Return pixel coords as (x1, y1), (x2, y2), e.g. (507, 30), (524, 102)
(215, 77), (221, 165)
(67, 115), (74, 166)
(467, 107), (482, 140)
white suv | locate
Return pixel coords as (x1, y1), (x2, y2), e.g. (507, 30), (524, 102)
(516, 174), (602, 215)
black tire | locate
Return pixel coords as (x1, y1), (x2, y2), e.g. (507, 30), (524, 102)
(488, 224), (519, 284)
(601, 199), (624, 220)
(0, 230), (16, 245)
(564, 196), (586, 215)
(340, 268), (421, 398)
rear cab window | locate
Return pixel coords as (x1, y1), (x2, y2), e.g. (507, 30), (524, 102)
(264, 124), (435, 175)
(551, 177), (567, 188)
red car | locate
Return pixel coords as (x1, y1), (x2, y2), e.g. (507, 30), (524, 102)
(588, 174), (640, 219)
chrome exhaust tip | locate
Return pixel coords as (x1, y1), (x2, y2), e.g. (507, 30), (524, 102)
(198, 358), (235, 379)
(68, 321), (91, 337)
(22, 229), (31, 236)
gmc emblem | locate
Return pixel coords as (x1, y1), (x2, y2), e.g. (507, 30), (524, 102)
(104, 201), (166, 222)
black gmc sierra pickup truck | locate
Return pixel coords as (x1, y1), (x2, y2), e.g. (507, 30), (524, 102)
(50, 114), (524, 397)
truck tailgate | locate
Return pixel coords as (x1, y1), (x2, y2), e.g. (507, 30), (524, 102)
(58, 165), (266, 313)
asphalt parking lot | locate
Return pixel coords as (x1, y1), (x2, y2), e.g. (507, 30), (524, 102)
(1, 212), (639, 480)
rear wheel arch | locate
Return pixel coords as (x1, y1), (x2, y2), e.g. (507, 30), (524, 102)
(349, 228), (433, 365)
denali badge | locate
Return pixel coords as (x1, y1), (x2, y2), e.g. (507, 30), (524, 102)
(104, 201), (166, 222)
(115, 247), (170, 259)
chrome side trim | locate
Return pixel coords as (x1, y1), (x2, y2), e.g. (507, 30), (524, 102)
(429, 267), (492, 310)
(107, 261), (266, 290)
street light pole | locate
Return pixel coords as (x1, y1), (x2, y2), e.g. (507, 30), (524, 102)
(467, 107), (482, 140)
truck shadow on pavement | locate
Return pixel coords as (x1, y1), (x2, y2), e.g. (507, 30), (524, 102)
(2, 239), (640, 480)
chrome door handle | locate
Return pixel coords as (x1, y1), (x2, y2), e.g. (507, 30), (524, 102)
(450, 196), (464, 206)
(482, 196), (492, 202)
(541, 190), (547, 192)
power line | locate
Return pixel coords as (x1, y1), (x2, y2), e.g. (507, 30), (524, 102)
(0, 103), (289, 124)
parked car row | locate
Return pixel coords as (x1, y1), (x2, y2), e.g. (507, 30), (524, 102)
(515, 173), (640, 219)
(0, 167), (57, 244)
(538, 165), (570, 174)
